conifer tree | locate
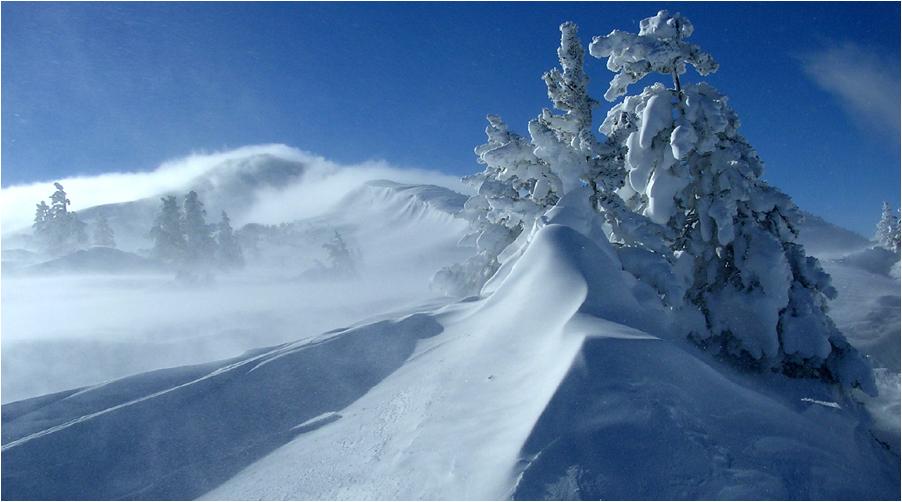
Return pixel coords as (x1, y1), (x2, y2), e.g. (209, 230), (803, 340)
(93, 214), (116, 248)
(150, 195), (187, 264)
(875, 201), (900, 253)
(32, 183), (87, 255)
(183, 191), (215, 265)
(323, 230), (356, 278)
(216, 211), (244, 269)
(589, 10), (874, 393)
(32, 201), (50, 250)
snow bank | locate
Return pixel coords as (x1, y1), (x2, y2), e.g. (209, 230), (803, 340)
(4, 215), (896, 500)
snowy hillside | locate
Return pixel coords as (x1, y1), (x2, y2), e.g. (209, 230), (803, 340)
(1, 168), (471, 404)
(3, 9), (899, 501)
(3, 204), (898, 500)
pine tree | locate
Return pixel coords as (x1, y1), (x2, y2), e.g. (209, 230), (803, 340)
(183, 191), (215, 265)
(150, 195), (187, 264)
(216, 211), (244, 269)
(589, 10), (874, 394)
(875, 201), (900, 253)
(540, 21), (597, 154)
(93, 214), (116, 248)
(32, 201), (50, 250)
(32, 183), (87, 255)
(433, 115), (560, 296)
(323, 230), (356, 278)
(529, 22), (599, 193)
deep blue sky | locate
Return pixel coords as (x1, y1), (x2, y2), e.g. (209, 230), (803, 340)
(3, 2), (899, 235)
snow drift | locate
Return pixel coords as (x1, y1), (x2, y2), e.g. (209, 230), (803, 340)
(3, 202), (898, 500)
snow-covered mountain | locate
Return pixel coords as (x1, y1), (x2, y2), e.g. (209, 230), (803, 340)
(2, 145), (899, 501)
(3, 193), (898, 500)
(1, 150), (472, 404)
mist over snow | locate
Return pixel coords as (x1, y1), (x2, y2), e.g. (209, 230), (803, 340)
(1, 145), (473, 402)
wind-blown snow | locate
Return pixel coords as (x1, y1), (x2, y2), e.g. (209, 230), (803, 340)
(4, 199), (897, 500)
(1, 175), (471, 403)
(0, 144), (467, 240)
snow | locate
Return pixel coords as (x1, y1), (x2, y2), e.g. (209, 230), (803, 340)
(4, 200), (898, 500)
(1, 11), (899, 498)
(17, 246), (163, 275)
(638, 93), (673, 148)
(670, 121), (698, 159)
(589, 10), (719, 101)
(1, 178), (471, 403)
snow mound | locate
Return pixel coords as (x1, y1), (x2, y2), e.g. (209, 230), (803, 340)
(514, 335), (898, 500)
(21, 247), (163, 275)
(3, 218), (897, 500)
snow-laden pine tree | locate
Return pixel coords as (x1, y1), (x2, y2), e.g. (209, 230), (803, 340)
(33, 183), (87, 255)
(150, 195), (187, 264)
(875, 201), (900, 253)
(32, 201), (51, 250)
(216, 211), (244, 269)
(93, 214), (116, 248)
(323, 230), (356, 278)
(183, 191), (216, 265)
(433, 114), (562, 296)
(435, 23), (605, 297)
(589, 10), (874, 393)
(537, 21), (679, 302)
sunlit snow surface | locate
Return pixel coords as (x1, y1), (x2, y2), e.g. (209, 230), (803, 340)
(1, 151), (899, 500)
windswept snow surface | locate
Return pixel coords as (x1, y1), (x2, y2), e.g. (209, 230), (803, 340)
(3, 197), (898, 500)
(1, 177), (470, 403)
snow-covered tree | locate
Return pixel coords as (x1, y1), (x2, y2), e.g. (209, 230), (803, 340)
(32, 201), (50, 248)
(322, 230), (356, 278)
(875, 201), (900, 253)
(433, 115), (561, 296)
(590, 10), (718, 102)
(93, 214), (116, 248)
(216, 211), (244, 269)
(32, 183), (87, 255)
(149, 195), (186, 264)
(540, 21), (597, 154)
(589, 10), (874, 394)
(436, 24), (607, 297)
(183, 191), (216, 265)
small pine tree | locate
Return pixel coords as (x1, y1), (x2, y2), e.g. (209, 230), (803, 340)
(32, 201), (51, 250)
(32, 183), (87, 255)
(893, 212), (901, 255)
(183, 191), (216, 265)
(433, 115), (560, 296)
(875, 201), (900, 253)
(216, 211), (244, 269)
(149, 195), (187, 264)
(93, 214), (116, 248)
(323, 230), (356, 278)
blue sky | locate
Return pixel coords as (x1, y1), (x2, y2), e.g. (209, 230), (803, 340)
(2, 2), (899, 235)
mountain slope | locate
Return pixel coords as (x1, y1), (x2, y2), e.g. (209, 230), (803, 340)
(1, 178), (470, 404)
(4, 201), (897, 500)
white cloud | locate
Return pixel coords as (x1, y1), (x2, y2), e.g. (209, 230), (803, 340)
(0, 144), (468, 236)
(800, 43), (901, 141)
